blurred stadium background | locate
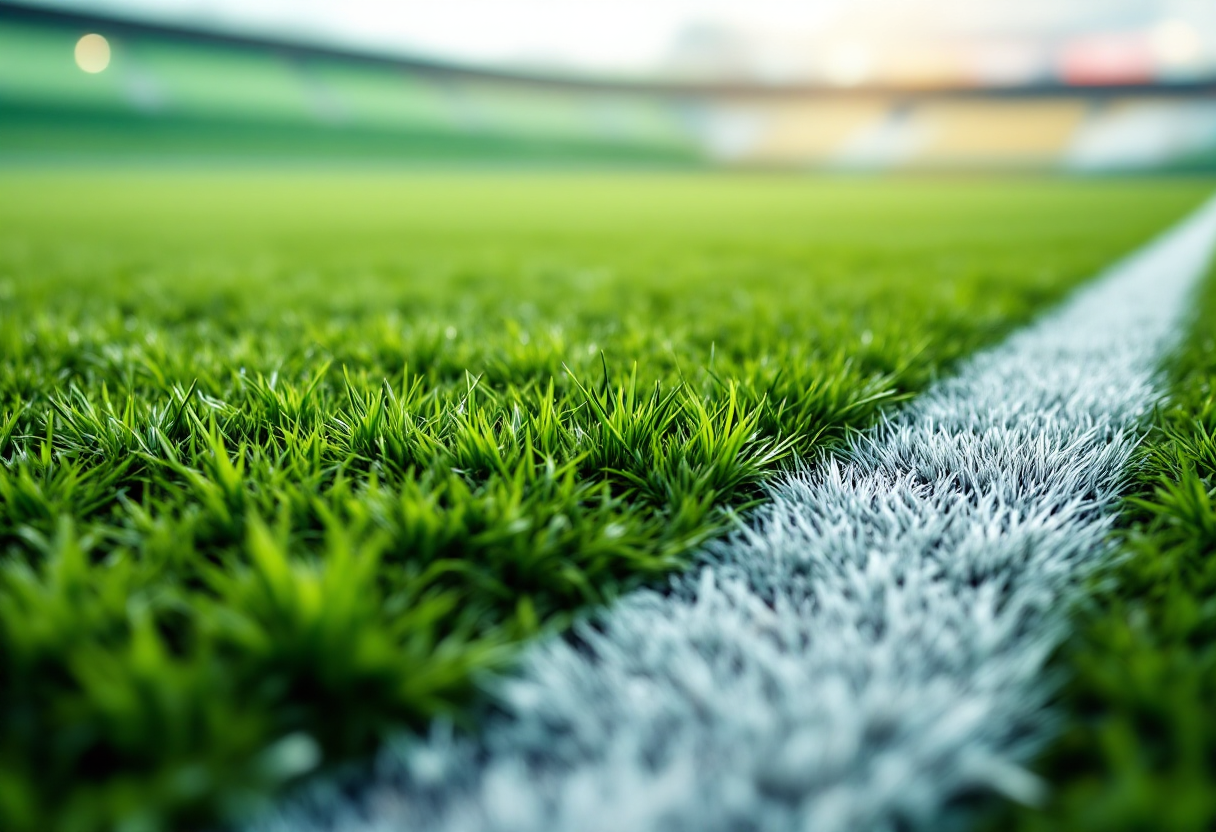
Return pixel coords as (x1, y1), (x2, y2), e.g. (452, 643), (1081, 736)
(2, 0), (1215, 170)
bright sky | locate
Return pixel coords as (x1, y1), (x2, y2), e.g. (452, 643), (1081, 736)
(27, 0), (1216, 81)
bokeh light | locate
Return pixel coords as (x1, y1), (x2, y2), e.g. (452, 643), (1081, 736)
(1152, 19), (1204, 70)
(75, 33), (111, 73)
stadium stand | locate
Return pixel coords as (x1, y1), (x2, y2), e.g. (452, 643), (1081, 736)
(741, 99), (892, 165)
(1068, 99), (1216, 170)
(908, 101), (1088, 167)
(2, 1), (1215, 170)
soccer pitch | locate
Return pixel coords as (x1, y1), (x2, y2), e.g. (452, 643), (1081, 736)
(0, 173), (1213, 831)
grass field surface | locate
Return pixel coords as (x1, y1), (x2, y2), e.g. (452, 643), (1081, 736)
(0, 173), (1209, 831)
(249, 189), (1216, 832)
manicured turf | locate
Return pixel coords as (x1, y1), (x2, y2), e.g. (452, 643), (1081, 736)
(994, 260), (1216, 832)
(0, 173), (1207, 832)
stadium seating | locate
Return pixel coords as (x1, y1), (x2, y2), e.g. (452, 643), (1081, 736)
(2, 12), (1214, 169)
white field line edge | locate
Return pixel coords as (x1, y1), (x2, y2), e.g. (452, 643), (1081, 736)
(254, 194), (1216, 832)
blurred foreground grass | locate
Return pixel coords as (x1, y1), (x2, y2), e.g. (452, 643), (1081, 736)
(0, 172), (1208, 831)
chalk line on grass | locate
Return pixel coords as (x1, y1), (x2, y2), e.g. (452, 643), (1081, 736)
(254, 195), (1216, 832)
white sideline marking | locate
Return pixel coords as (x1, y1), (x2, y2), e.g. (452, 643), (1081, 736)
(255, 195), (1216, 832)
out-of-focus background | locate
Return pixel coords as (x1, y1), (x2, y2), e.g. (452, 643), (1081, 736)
(2, 0), (1215, 169)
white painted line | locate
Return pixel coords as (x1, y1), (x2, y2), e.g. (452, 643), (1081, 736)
(255, 194), (1216, 832)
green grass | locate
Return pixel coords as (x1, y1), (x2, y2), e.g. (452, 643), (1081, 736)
(991, 259), (1216, 832)
(0, 172), (1208, 832)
